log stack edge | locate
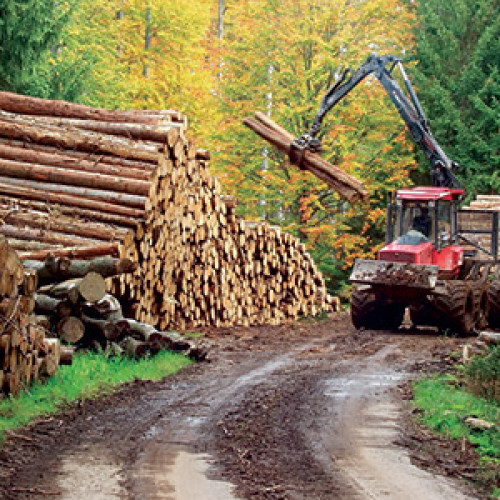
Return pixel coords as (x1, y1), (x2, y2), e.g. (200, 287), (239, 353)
(0, 92), (339, 334)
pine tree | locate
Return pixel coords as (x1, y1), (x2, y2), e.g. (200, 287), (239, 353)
(412, 0), (500, 196)
(0, 0), (87, 99)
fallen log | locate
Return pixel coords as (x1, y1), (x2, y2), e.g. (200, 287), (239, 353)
(0, 209), (128, 241)
(56, 316), (85, 344)
(0, 91), (183, 125)
(24, 255), (137, 285)
(5, 113), (183, 145)
(0, 117), (161, 162)
(40, 272), (107, 304)
(0, 182), (144, 219)
(20, 243), (119, 261)
(0, 157), (150, 196)
(0, 223), (100, 247)
(243, 112), (367, 202)
(0, 143), (152, 181)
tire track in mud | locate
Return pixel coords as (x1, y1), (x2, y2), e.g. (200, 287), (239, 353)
(0, 317), (482, 499)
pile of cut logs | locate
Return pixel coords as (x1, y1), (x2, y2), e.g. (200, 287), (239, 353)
(459, 195), (500, 260)
(0, 235), (69, 396)
(26, 254), (205, 362)
(0, 91), (339, 333)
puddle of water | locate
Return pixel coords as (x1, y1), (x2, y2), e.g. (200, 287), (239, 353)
(323, 372), (404, 398)
(57, 446), (126, 499)
(136, 446), (238, 500)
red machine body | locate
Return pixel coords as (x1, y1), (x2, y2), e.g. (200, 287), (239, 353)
(377, 186), (465, 275)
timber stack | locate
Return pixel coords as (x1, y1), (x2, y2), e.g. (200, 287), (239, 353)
(25, 254), (206, 361)
(0, 91), (339, 332)
(0, 235), (68, 396)
(459, 195), (500, 261)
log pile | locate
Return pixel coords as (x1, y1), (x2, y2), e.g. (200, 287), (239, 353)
(0, 92), (339, 332)
(26, 255), (206, 362)
(458, 195), (500, 260)
(0, 235), (67, 396)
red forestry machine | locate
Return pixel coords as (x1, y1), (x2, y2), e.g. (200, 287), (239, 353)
(294, 53), (499, 335)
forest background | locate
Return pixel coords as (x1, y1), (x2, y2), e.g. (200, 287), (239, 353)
(1, 0), (498, 297)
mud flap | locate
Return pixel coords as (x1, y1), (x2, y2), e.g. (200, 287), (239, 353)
(350, 259), (439, 290)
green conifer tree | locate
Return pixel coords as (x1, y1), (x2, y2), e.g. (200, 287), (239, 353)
(412, 0), (500, 196)
(0, 0), (87, 99)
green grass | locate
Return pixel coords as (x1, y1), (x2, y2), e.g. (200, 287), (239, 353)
(0, 350), (192, 441)
(413, 375), (500, 496)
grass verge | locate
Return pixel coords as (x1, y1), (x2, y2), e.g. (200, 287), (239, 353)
(0, 350), (192, 442)
(413, 375), (500, 497)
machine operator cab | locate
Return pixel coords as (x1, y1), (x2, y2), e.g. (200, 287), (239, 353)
(379, 187), (465, 273)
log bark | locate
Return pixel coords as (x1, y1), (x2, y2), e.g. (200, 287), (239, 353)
(19, 243), (119, 261)
(0, 143), (152, 181)
(0, 138), (158, 170)
(0, 91), (182, 125)
(0, 117), (161, 161)
(243, 112), (367, 202)
(24, 256), (136, 285)
(0, 223), (100, 247)
(0, 180), (145, 217)
(0, 158), (150, 196)
(0, 209), (128, 241)
(8, 113), (183, 145)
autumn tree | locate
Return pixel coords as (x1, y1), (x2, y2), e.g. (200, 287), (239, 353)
(65, 0), (219, 137)
(411, 0), (500, 198)
(210, 0), (417, 294)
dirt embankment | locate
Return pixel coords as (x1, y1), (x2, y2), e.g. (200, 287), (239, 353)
(0, 313), (486, 499)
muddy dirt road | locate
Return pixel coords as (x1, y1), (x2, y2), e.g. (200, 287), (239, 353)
(0, 314), (484, 499)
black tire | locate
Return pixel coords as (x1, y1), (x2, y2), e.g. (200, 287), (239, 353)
(473, 283), (489, 331)
(433, 281), (475, 336)
(351, 288), (405, 330)
(486, 279), (500, 329)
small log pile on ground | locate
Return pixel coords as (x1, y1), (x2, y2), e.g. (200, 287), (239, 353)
(25, 255), (206, 361)
(0, 235), (68, 396)
(0, 92), (339, 333)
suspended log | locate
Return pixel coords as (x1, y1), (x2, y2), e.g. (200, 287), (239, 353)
(243, 112), (367, 202)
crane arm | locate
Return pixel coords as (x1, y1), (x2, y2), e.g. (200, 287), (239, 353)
(294, 53), (462, 189)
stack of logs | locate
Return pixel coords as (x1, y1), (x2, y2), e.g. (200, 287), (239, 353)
(0, 91), (338, 333)
(459, 195), (500, 261)
(27, 254), (205, 361)
(0, 235), (69, 396)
